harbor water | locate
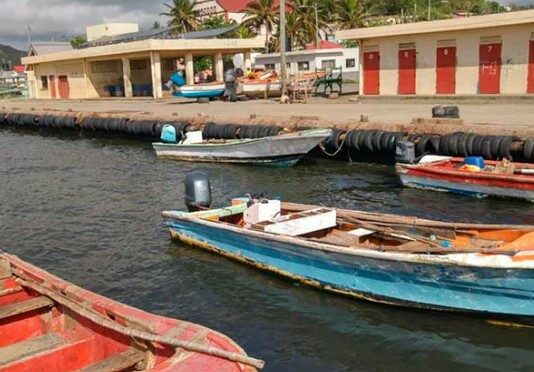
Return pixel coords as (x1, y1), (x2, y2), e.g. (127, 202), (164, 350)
(1, 128), (533, 371)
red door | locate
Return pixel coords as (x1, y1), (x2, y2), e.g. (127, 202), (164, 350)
(363, 51), (380, 95)
(398, 49), (416, 94)
(58, 75), (70, 99)
(49, 75), (56, 99)
(436, 46), (456, 94)
(528, 40), (534, 93)
(479, 43), (501, 94)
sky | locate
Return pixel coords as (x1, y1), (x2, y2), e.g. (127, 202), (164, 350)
(0, 0), (533, 50)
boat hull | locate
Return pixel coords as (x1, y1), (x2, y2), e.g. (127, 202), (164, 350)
(396, 161), (534, 201)
(172, 84), (225, 98)
(152, 129), (332, 166)
(167, 219), (534, 320)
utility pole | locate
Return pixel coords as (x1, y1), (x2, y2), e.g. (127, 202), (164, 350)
(428, 0), (432, 21)
(27, 25), (32, 48)
(279, 0), (287, 97)
(314, 4), (319, 48)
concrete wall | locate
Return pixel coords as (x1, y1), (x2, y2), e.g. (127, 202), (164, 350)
(85, 59), (123, 98)
(361, 23), (534, 96)
(33, 59), (86, 99)
(254, 48), (359, 81)
(86, 23), (139, 42)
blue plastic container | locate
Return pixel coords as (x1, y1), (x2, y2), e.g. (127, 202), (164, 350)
(170, 72), (186, 87)
(464, 156), (485, 169)
(160, 124), (177, 143)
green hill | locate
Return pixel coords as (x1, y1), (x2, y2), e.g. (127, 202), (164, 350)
(0, 44), (26, 67)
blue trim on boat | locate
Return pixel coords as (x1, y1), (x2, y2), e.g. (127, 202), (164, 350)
(167, 219), (534, 319)
(172, 89), (224, 98)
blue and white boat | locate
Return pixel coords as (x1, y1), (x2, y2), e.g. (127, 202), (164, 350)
(163, 196), (534, 322)
(172, 83), (226, 99)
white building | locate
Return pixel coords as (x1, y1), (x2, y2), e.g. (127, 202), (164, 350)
(253, 41), (359, 81)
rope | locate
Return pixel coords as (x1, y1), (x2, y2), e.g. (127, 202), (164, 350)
(15, 276), (265, 370)
(319, 133), (347, 157)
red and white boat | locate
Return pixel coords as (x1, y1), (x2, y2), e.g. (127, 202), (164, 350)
(395, 155), (534, 200)
(0, 252), (263, 371)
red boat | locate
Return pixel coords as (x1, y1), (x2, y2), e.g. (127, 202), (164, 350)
(396, 156), (534, 200)
(0, 252), (263, 371)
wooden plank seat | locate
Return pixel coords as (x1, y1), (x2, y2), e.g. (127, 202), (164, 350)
(0, 296), (54, 321)
(79, 349), (146, 372)
(0, 333), (66, 366)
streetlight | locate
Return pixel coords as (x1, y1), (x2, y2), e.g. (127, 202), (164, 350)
(299, 4), (320, 48)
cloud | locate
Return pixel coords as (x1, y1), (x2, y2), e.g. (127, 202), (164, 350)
(0, 0), (167, 50)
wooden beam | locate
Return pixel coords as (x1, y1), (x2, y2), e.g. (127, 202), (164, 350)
(79, 349), (145, 372)
(0, 296), (54, 321)
(0, 333), (66, 365)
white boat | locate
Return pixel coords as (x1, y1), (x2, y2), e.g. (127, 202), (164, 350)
(172, 83), (225, 99)
(152, 128), (332, 166)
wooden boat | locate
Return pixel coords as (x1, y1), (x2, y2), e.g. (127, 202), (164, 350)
(0, 252), (263, 371)
(163, 197), (534, 322)
(239, 80), (281, 98)
(152, 129), (332, 166)
(172, 83), (225, 99)
(395, 155), (534, 200)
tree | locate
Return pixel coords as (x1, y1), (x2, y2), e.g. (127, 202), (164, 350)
(243, 0), (278, 51)
(69, 35), (87, 48)
(160, 0), (200, 34)
(335, 0), (367, 29)
(201, 15), (235, 30)
(152, 21), (162, 29)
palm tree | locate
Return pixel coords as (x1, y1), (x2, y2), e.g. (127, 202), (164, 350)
(160, 0), (200, 34)
(291, 0), (330, 47)
(243, 0), (278, 51)
(335, 0), (367, 29)
(284, 12), (306, 50)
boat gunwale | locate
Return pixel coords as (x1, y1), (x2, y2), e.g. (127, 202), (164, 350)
(163, 211), (534, 270)
(398, 157), (534, 184)
(0, 252), (254, 370)
(152, 129), (332, 149)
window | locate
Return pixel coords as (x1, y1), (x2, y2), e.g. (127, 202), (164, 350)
(346, 58), (356, 68)
(321, 59), (336, 70)
(90, 60), (119, 73)
(40, 76), (48, 89)
(264, 63), (275, 71)
(298, 61), (310, 71)
(131, 59), (148, 71)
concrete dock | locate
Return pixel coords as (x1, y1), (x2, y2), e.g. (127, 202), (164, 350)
(2, 97), (533, 138)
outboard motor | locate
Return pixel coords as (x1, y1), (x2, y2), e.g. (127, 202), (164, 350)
(395, 141), (416, 164)
(184, 171), (212, 212)
(160, 124), (176, 143)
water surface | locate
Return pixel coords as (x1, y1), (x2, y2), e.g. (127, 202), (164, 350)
(0, 128), (532, 372)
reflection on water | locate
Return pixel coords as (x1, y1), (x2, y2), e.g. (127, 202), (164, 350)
(0, 128), (532, 372)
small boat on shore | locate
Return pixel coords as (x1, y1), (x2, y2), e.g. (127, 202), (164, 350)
(152, 128), (332, 166)
(172, 83), (225, 99)
(395, 155), (534, 200)
(163, 186), (534, 322)
(0, 251), (263, 371)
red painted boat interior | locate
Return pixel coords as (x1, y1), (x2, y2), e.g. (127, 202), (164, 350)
(405, 158), (534, 190)
(0, 254), (257, 372)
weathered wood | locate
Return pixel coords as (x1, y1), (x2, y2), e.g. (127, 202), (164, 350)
(0, 296), (54, 320)
(16, 278), (265, 370)
(282, 202), (533, 230)
(78, 349), (145, 372)
(0, 333), (65, 365)
(0, 286), (23, 297)
(0, 259), (11, 280)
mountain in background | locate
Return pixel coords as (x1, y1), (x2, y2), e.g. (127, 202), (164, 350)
(0, 44), (26, 68)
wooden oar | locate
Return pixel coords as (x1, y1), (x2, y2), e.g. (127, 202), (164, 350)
(282, 202), (534, 231)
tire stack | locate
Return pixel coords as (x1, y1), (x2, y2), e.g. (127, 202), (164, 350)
(438, 132), (515, 160)
(0, 112), (7, 126)
(405, 133), (440, 156)
(322, 128), (345, 154)
(523, 138), (534, 162)
(38, 115), (77, 130)
(6, 113), (39, 128)
(82, 117), (129, 133)
(202, 123), (281, 140)
(345, 130), (407, 155)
